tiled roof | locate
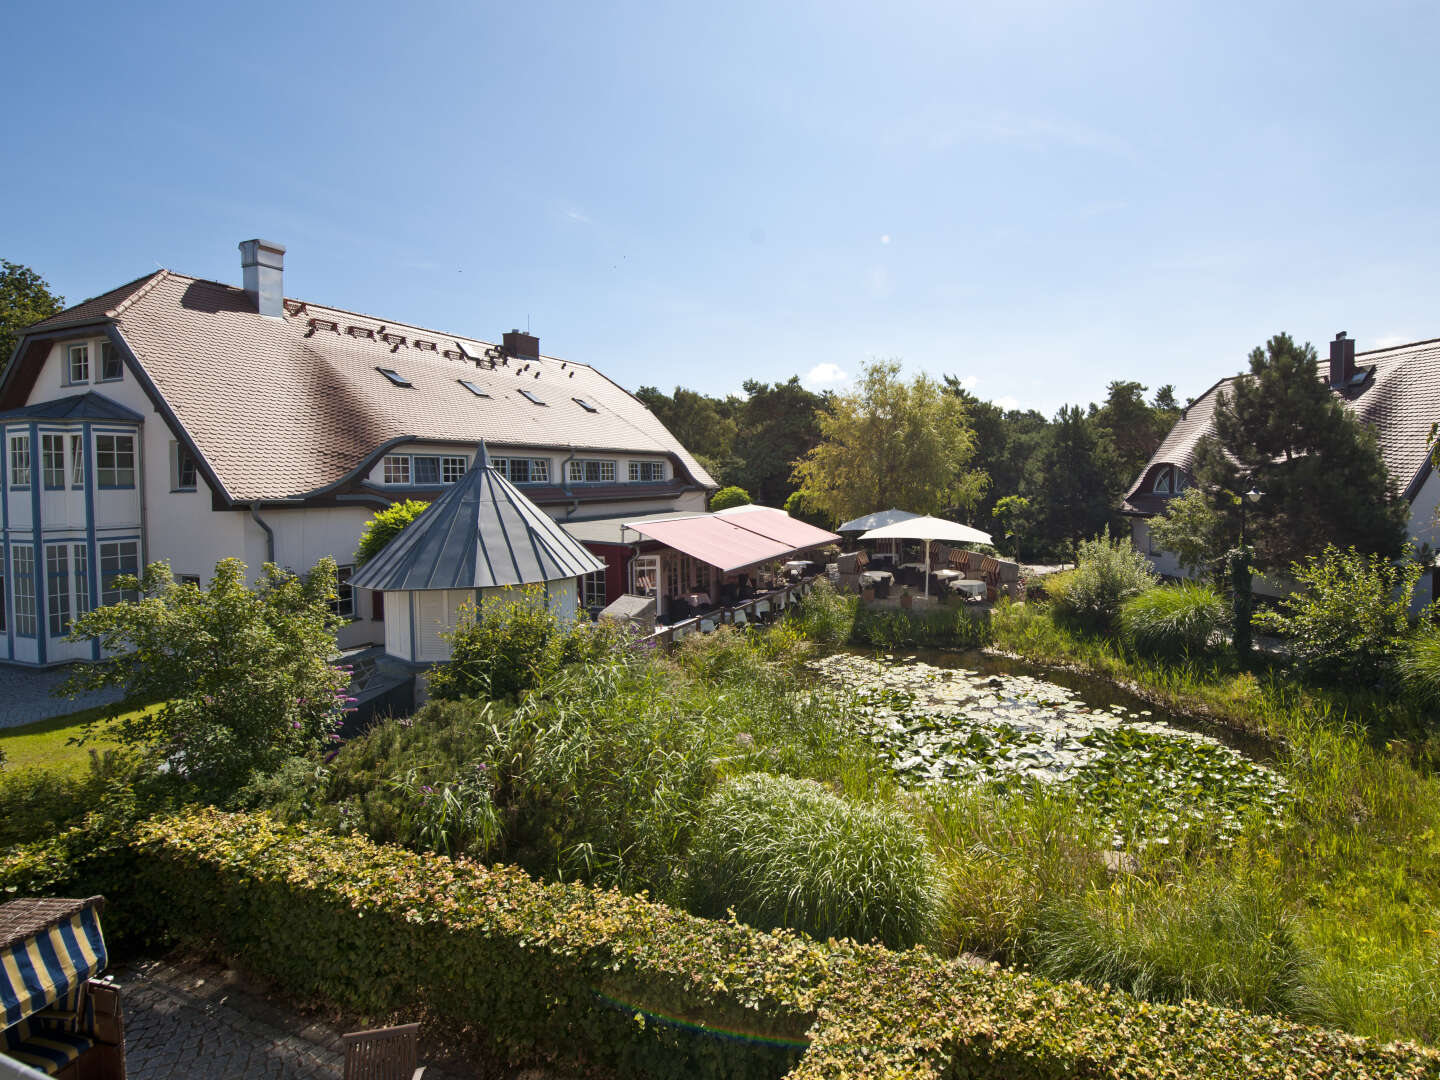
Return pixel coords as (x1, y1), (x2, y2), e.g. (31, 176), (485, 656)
(23, 273), (166, 332)
(1123, 338), (1440, 514)
(19, 271), (717, 503)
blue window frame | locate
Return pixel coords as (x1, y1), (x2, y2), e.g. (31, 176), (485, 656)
(41, 434), (66, 490)
(9, 433), (30, 489)
(12, 545), (36, 637)
(96, 434), (136, 488)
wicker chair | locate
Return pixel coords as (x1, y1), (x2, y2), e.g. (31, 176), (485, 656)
(342, 1023), (425, 1080)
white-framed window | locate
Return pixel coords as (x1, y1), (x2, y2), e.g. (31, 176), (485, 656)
(99, 541), (140, 606)
(72, 544), (90, 619)
(99, 342), (123, 381)
(631, 555), (659, 596)
(95, 434), (136, 488)
(441, 456), (467, 484)
(66, 344), (90, 385)
(70, 434), (85, 487)
(9, 434), (30, 488)
(491, 457), (550, 484)
(12, 545), (36, 637)
(382, 454), (411, 485)
(46, 544), (71, 637)
(628, 461), (666, 482)
(331, 564), (355, 620)
(41, 434), (66, 490)
(568, 459), (615, 484)
(582, 570), (606, 611)
(172, 443), (198, 490)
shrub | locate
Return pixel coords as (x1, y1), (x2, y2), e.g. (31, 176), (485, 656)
(61, 558), (350, 796)
(1049, 529), (1157, 630)
(1253, 545), (1421, 685)
(426, 585), (627, 702)
(1030, 858), (1311, 1018)
(687, 773), (938, 949)
(354, 498), (430, 566)
(0, 754), (134, 848)
(1399, 627), (1440, 709)
(116, 809), (1440, 1080)
(709, 485), (752, 511)
(851, 604), (992, 650)
(792, 578), (856, 645)
(1119, 582), (1228, 658)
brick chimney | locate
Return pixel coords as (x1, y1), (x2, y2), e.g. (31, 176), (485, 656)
(239, 239), (286, 318)
(502, 329), (539, 359)
(1329, 331), (1355, 388)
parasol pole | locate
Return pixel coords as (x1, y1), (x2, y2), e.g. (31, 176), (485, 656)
(923, 538), (931, 599)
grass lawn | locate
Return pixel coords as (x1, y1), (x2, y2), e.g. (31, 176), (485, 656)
(0, 703), (155, 776)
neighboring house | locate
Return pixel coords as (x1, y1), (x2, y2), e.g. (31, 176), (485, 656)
(1121, 331), (1440, 603)
(0, 239), (715, 666)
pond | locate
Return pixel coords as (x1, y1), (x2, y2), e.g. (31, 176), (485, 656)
(809, 648), (1288, 848)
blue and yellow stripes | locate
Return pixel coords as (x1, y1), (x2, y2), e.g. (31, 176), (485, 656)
(0, 908), (106, 1030)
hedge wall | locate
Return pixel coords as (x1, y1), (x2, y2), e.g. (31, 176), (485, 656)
(10, 809), (1437, 1079)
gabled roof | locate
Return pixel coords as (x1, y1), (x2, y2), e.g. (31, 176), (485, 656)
(0, 392), (144, 424)
(351, 445), (605, 592)
(6, 270), (716, 503)
(1123, 337), (1440, 514)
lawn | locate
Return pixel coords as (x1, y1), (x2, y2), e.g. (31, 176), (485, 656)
(0, 703), (153, 776)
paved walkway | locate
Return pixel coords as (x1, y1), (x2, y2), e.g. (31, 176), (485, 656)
(0, 664), (123, 730)
(116, 959), (481, 1080)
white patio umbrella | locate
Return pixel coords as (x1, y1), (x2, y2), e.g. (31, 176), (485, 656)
(859, 515), (994, 599)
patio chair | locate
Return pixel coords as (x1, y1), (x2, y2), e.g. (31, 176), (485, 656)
(342, 1022), (425, 1080)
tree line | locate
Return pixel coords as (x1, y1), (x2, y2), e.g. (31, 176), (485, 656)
(638, 366), (1183, 561)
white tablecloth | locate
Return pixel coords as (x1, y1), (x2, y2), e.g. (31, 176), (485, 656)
(949, 578), (986, 598)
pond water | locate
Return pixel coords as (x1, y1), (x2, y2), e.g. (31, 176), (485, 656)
(809, 648), (1288, 848)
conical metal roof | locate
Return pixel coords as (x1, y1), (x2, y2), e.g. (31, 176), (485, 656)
(351, 444), (605, 591)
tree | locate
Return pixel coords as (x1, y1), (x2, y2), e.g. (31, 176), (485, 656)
(635, 385), (740, 484)
(1093, 380), (1165, 484)
(1145, 487), (1229, 583)
(792, 361), (986, 525)
(783, 489), (835, 530)
(733, 377), (827, 506)
(1195, 333), (1408, 573)
(62, 558), (350, 793)
(1035, 405), (1119, 554)
(356, 499), (431, 565)
(1, 260), (64, 372)
(710, 485), (752, 511)
(992, 495), (1035, 561)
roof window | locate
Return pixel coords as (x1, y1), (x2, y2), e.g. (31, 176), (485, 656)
(519, 389), (547, 406)
(459, 379), (491, 398)
(572, 397), (598, 413)
(376, 367), (413, 388)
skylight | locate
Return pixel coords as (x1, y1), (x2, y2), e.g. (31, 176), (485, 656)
(519, 389), (547, 406)
(459, 379), (491, 398)
(572, 397), (598, 413)
(376, 367), (413, 387)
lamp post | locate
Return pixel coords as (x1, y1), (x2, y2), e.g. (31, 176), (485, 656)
(1231, 485), (1264, 661)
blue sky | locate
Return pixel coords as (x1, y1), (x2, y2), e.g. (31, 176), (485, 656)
(6, 1), (1438, 414)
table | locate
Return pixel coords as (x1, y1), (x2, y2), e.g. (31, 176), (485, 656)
(860, 570), (893, 586)
(949, 578), (986, 599)
(678, 592), (711, 608)
(897, 562), (928, 573)
(933, 569), (962, 582)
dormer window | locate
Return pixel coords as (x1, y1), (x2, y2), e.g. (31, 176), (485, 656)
(1152, 465), (1185, 495)
(66, 344), (90, 385)
(568, 459), (615, 484)
(629, 461), (666, 482)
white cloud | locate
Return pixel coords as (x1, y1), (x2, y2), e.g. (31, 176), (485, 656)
(1372, 332), (1415, 349)
(994, 395), (1020, 410)
(880, 234), (891, 245)
(953, 374), (979, 390)
(561, 206), (590, 224)
(804, 363), (849, 389)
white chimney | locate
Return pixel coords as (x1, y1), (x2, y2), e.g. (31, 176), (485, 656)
(239, 239), (286, 318)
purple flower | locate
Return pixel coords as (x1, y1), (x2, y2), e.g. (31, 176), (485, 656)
(292, 721), (302, 730)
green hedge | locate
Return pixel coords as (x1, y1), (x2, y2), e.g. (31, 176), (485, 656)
(14, 809), (1435, 1079)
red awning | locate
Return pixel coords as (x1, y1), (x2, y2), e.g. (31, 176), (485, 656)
(625, 516), (795, 573)
(715, 506), (840, 549)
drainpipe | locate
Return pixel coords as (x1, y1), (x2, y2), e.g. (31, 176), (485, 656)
(560, 443), (577, 495)
(249, 502), (276, 563)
